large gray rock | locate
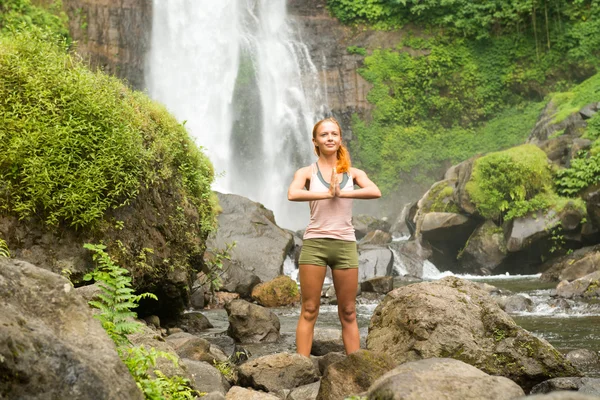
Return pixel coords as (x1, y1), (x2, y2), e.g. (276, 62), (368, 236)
(217, 258), (261, 298)
(237, 352), (319, 393)
(366, 358), (525, 400)
(208, 192), (294, 283)
(353, 214), (391, 240)
(506, 211), (559, 252)
(357, 245), (393, 282)
(566, 349), (600, 371)
(516, 393), (600, 400)
(311, 328), (344, 356)
(388, 239), (432, 278)
(316, 349), (396, 400)
(182, 359), (230, 395)
(458, 220), (508, 274)
(225, 299), (280, 344)
(225, 386), (279, 400)
(530, 377), (600, 396)
(541, 245), (600, 283)
(556, 271), (600, 299)
(366, 277), (580, 391)
(288, 381), (320, 400)
(0, 259), (143, 399)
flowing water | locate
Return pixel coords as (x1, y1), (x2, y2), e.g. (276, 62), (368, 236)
(199, 269), (600, 377)
(147, 0), (326, 230)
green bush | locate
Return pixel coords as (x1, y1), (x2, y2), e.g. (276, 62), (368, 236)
(0, 28), (216, 233)
(0, 0), (69, 40)
(466, 145), (553, 221)
(84, 244), (198, 399)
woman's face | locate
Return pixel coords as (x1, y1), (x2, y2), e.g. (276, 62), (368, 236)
(313, 121), (341, 155)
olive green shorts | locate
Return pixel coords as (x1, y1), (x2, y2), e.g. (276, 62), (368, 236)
(299, 238), (359, 270)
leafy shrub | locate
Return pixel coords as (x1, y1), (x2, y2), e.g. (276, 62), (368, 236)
(555, 152), (600, 196)
(83, 243), (157, 346)
(466, 145), (553, 221)
(84, 243), (197, 399)
(347, 46), (367, 56)
(0, 0), (69, 39)
(0, 28), (216, 233)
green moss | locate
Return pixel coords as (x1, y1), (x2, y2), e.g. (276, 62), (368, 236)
(0, 0), (69, 41)
(466, 145), (555, 221)
(0, 28), (216, 233)
(422, 181), (460, 213)
(551, 73), (600, 124)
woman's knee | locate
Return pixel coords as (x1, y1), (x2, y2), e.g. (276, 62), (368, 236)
(301, 302), (320, 322)
(338, 305), (356, 323)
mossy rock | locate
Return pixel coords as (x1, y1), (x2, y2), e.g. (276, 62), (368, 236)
(251, 275), (300, 307)
(0, 29), (217, 322)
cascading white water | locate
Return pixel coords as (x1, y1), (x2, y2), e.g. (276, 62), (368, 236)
(147, 0), (326, 230)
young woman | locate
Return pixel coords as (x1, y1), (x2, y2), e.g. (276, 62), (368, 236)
(287, 117), (381, 357)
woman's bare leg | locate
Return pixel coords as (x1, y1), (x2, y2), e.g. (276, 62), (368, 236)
(296, 264), (327, 357)
(332, 268), (360, 354)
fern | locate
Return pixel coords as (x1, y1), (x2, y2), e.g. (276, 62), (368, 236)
(83, 243), (197, 399)
(83, 243), (157, 345)
(0, 238), (9, 258)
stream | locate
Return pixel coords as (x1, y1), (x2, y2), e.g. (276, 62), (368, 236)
(198, 273), (600, 378)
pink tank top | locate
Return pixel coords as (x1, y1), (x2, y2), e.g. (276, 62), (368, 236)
(303, 163), (356, 242)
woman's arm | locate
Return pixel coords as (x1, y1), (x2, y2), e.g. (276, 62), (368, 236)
(338, 168), (381, 199)
(288, 166), (336, 201)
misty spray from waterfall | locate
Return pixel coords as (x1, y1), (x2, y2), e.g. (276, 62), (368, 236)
(146, 0), (327, 230)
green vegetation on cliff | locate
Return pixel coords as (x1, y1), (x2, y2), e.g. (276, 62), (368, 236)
(0, 28), (216, 233)
(0, 0), (69, 40)
(329, 1), (600, 195)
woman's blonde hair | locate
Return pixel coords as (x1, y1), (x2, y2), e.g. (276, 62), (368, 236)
(312, 117), (351, 173)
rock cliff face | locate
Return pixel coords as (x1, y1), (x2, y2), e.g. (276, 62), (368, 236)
(62, 0), (152, 90)
(288, 0), (408, 136)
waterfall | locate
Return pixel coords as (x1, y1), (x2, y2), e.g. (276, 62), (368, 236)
(146, 0), (326, 230)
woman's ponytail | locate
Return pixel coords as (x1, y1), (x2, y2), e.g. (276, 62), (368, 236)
(336, 144), (351, 174)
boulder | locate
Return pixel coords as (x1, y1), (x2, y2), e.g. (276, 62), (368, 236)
(495, 295), (534, 313)
(215, 258), (261, 298)
(566, 349), (600, 370)
(366, 358), (525, 400)
(316, 349), (396, 400)
(388, 240), (432, 278)
(389, 202), (413, 238)
(237, 352), (319, 393)
(419, 212), (480, 271)
(208, 192), (294, 283)
(316, 352), (346, 375)
(176, 312), (213, 334)
(556, 271), (600, 299)
(530, 377), (600, 396)
(516, 392), (600, 400)
(506, 211), (559, 253)
(357, 245), (393, 282)
(448, 156), (479, 215)
(288, 381), (320, 400)
(361, 276), (394, 294)
(225, 299), (280, 343)
(251, 275), (300, 307)
(225, 386), (279, 400)
(366, 277), (580, 391)
(311, 328), (344, 356)
(165, 332), (226, 364)
(353, 214), (391, 240)
(182, 359), (230, 395)
(0, 259), (143, 399)
(540, 245), (600, 283)
(458, 220), (508, 274)
(360, 230), (392, 245)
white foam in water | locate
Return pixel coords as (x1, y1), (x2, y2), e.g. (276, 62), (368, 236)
(283, 255), (296, 277)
